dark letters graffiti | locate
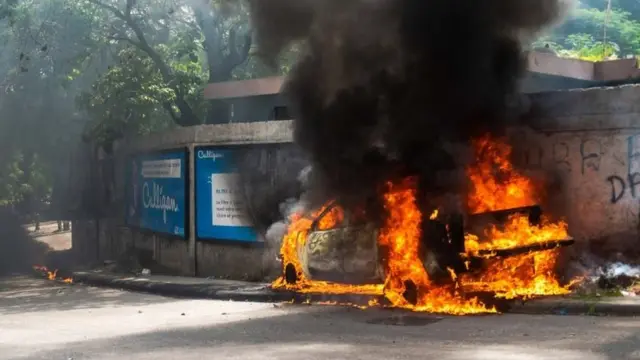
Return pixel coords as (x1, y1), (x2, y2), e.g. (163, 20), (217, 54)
(580, 139), (603, 174)
(552, 142), (571, 172)
(607, 175), (626, 204)
(628, 134), (640, 176)
(607, 173), (640, 204)
(629, 173), (640, 199)
(605, 134), (640, 204)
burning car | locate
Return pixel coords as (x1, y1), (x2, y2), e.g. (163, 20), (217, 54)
(272, 136), (577, 315)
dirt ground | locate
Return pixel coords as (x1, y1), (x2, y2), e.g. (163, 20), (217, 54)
(24, 222), (72, 251)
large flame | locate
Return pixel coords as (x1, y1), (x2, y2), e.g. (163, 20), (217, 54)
(273, 135), (573, 314)
(461, 216), (570, 299)
(378, 178), (494, 314)
(467, 134), (538, 212)
(461, 135), (571, 299)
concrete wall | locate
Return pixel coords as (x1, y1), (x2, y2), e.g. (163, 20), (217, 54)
(520, 73), (596, 93)
(512, 129), (640, 250)
(72, 121), (306, 280)
(230, 94), (289, 122)
(72, 85), (640, 279)
(514, 85), (640, 252)
(510, 85), (640, 255)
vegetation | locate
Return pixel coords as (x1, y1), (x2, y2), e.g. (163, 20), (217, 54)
(535, 0), (640, 61)
(0, 0), (639, 219)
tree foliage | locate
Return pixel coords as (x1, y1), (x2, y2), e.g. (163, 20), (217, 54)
(535, 1), (640, 60)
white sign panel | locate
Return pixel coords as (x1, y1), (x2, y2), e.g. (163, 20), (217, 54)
(211, 173), (253, 227)
(141, 159), (182, 179)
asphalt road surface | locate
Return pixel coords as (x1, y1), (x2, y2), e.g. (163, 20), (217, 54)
(1, 276), (639, 360)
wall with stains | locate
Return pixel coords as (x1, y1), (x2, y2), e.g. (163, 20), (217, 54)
(510, 84), (640, 256)
(71, 121), (304, 280)
(511, 130), (639, 244)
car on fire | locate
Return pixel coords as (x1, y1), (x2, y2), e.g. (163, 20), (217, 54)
(279, 200), (574, 305)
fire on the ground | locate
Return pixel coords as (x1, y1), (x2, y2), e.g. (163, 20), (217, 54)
(33, 265), (73, 284)
(273, 135), (580, 315)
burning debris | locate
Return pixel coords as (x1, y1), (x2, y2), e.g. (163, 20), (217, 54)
(33, 265), (73, 284)
(248, 0), (578, 314)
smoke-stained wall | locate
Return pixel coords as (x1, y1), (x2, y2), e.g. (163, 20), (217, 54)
(510, 85), (640, 260)
(512, 130), (640, 254)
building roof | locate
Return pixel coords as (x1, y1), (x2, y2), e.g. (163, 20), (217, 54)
(203, 51), (640, 100)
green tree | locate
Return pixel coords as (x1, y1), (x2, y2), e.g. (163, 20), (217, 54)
(79, 0), (257, 126)
(536, 2), (640, 60)
(0, 0), (98, 215)
(78, 38), (207, 149)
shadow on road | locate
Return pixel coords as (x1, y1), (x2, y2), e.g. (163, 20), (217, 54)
(7, 300), (640, 360)
(0, 276), (174, 315)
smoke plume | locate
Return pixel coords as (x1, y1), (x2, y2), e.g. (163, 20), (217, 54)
(248, 0), (572, 215)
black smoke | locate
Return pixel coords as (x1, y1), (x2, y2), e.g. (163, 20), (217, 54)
(248, 0), (572, 217)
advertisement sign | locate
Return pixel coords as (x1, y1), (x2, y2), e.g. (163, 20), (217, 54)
(126, 151), (187, 237)
(195, 147), (258, 242)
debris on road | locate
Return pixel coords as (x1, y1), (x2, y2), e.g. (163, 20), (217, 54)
(573, 262), (640, 298)
(33, 265), (73, 284)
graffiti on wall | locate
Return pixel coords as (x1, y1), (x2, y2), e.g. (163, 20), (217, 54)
(580, 139), (604, 174)
(606, 134), (640, 204)
(512, 131), (640, 205)
(512, 130), (605, 175)
(510, 130), (640, 238)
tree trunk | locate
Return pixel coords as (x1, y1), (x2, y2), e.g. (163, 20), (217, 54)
(194, 6), (251, 125)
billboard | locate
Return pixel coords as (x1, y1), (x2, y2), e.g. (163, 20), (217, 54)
(126, 150), (187, 237)
(195, 147), (258, 242)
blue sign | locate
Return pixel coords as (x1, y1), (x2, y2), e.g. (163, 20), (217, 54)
(195, 147), (258, 242)
(126, 151), (186, 237)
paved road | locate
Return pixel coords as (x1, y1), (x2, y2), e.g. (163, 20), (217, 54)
(1, 276), (639, 360)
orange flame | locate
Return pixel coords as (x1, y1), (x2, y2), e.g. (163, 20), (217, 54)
(378, 178), (494, 314)
(467, 134), (538, 213)
(462, 135), (572, 299)
(33, 265), (72, 284)
(461, 216), (570, 299)
(272, 204), (383, 295)
(273, 135), (574, 314)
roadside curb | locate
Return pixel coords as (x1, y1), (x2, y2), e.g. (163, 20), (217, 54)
(507, 297), (640, 316)
(71, 272), (640, 315)
(71, 272), (299, 303)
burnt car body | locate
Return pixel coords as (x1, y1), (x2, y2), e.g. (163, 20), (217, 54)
(283, 202), (574, 288)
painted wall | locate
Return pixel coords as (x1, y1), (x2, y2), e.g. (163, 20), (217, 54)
(510, 128), (640, 252)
